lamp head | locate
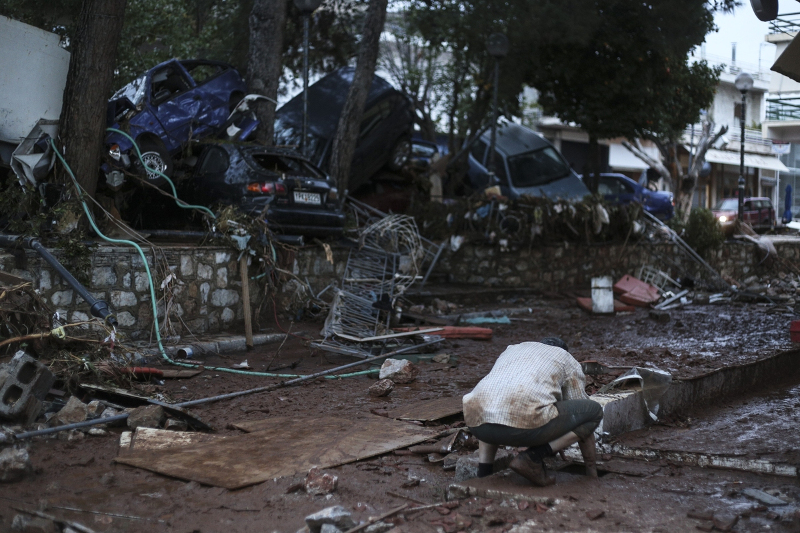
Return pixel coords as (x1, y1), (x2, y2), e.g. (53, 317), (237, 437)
(487, 33), (509, 58)
(735, 72), (754, 93)
(294, 0), (323, 13)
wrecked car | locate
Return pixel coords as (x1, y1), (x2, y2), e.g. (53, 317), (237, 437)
(467, 122), (590, 201)
(179, 143), (345, 237)
(409, 139), (441, 171)
(104, 59), (247, 186)
(591, 173), (674, 220)
(274, 67), (414, 192)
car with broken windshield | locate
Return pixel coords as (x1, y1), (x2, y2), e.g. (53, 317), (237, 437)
(466, 122), (590, 201)
(104, 59), (247, 187)
(274, 67), (414, 192)
(179, 143), (345, 237)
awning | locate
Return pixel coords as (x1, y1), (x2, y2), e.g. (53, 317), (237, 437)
(704, 149), (789, 172)
(608, 143), (660, 172)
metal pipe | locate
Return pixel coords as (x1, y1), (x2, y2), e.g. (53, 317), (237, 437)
(0, 234), (117, 327)
(738, 91), (746, 221)
(12, 338), (442, 440)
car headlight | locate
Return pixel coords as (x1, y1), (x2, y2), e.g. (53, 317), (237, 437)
(718, 215), (727, 223)
(108, 144), (121, 161)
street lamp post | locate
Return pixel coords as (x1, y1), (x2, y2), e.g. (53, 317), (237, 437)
(735, 72), (754, 222)
(486, 33), (509, 182)
(294, 0), (323, 157)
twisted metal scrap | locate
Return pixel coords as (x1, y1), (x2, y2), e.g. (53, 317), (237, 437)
(358, 214), (425, 294)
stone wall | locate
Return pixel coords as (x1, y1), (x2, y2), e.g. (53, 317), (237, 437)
(438, 239), (800, 290)
(1, 238), (797, 336)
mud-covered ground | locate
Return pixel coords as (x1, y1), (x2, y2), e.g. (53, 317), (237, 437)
(1, 290), (799, 532)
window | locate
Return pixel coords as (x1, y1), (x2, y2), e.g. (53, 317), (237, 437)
(470, 139), (488, 165)
(251, 153), (322, 178)
(151, 65), (191, 104)
(197, 146), (230, 175)
(183, 62), (223, 84)
(507, 147), (571, 187)
(490, 150), (507, 182)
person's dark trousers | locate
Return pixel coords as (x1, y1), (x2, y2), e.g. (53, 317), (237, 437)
(469, 399), (603, 448)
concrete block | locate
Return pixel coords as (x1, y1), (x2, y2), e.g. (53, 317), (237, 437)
(0, 352), (55, 424)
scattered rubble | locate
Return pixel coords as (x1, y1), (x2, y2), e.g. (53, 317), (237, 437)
(0, 448), (31, 482)
(305, 467), (339, 496)
(369, 379), (395, 397)
(50, 397), (88, 426)
(126, 405), (166, 430)
(378, 359), (418, 384)
(0, 352), (55, 425)
(304, 505), (355, 532)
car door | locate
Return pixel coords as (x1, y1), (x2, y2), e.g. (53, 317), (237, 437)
(742, 200), (755, 225)
(149, 61), (199, 150)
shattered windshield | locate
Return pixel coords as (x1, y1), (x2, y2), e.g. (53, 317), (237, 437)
(274, 118), (326, 164)
(507, 147), (571, 188)
(715, 199), (738, 210)
(110, 74), (147, 107)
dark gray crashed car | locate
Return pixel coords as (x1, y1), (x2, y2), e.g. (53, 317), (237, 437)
(179, 143), (345, 237)
(467, 122), (590, 201)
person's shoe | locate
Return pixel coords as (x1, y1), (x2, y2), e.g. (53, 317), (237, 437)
(578, 434), (598, 478)
(509, 452), (555, 486)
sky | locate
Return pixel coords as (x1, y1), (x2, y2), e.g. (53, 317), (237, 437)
(704, 3), (777, 74)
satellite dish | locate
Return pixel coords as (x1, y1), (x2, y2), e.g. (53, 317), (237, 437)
(750, 0), (779, 21)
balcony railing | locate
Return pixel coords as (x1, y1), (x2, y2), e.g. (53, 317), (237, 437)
(770, 12), (800, 35)
(767, 97), (800, 121)
(682, 125), (772, 148)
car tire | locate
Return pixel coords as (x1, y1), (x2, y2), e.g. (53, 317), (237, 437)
(386, 137), (411, 171)
(135, 139), (172, 187)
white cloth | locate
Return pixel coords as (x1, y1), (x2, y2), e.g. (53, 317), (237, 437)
(463, 341), (588, 429)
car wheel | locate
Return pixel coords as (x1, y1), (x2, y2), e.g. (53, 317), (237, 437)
(386, 137), (411, 171)
(135, 139), (172, 187)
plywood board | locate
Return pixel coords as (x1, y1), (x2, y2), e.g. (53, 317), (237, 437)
(118, 427), (224, 456)
(115, 416), (440, 489)
(386, 396), (463, 422)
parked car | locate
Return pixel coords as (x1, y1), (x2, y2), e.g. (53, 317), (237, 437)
(274, 67), (414, 192)
(466, 122), (590, 201)
(104, 59), (247, 186)
(590, 173), (674, 220)
(178, 142), (345, 237)
(712, 197), (775, 232)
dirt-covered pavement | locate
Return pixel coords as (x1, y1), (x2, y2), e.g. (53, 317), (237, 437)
(1, 290), (799, 532)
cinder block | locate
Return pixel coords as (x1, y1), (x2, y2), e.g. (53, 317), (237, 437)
(0, 352), (55, 425)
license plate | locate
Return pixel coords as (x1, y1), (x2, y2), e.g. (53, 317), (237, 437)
(294, 191), (321, 205)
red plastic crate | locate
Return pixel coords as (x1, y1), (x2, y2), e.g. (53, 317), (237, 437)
(792, 320), (800, 343)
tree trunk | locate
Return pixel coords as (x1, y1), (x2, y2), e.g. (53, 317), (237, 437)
(329, 0), (389, 192)
(58, 0), (127, 200)
(247, 0), (287, 145)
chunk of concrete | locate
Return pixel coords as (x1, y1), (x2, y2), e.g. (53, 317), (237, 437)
(305, 466), (338, 495)
(305, 505), (356, 533)
(127, 405), (165, 430)
(0, 352), (55, 425)
(319, 525), (343, 533)
(51, 397), (88, 426)
(454, 448), (514, 482)
(379, 359), (418, 384)
(369, 379), (395, 397)
(0, 447), (31, 482)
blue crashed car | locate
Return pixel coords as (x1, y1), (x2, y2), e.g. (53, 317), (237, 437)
(104, 59), (247, 186)
(591, 173), (674, 220)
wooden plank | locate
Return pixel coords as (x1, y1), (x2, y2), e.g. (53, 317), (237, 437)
(386, 396), (463, 422)
(115, 416), (440, 490)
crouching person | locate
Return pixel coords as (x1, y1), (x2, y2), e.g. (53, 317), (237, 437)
(462, 338), (603, 486)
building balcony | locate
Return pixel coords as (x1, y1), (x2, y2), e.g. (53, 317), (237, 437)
(769, 12), (800, 35)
